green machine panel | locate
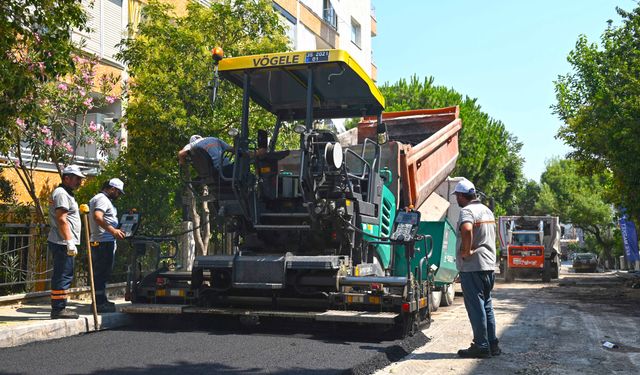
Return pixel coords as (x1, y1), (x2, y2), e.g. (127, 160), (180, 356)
(393, 218), (458, 286)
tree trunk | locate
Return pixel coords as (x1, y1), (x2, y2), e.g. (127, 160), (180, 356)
(586, 225), (615, 269)
(186, 188), (206, 257)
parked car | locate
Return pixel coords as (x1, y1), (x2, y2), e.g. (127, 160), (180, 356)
(572, 253), (598, 273)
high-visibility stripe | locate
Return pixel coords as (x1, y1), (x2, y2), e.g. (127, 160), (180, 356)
(51, 290), (67, 295)
(51, 295), (67, 300)
(474, 221), (495, 226)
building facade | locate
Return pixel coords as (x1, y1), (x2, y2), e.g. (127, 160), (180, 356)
(273, 0), (377, 82)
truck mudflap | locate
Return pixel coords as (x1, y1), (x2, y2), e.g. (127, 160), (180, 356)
(121, 304), (399, 324)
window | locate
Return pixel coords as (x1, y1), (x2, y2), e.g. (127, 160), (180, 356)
(323, 0), (337, 29)
(72, 0), (124, 64)
(351, 18), (361, 47)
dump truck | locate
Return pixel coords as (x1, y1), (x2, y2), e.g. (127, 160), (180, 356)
(122, 49), (461, 336)
(498, 216), (561, 282)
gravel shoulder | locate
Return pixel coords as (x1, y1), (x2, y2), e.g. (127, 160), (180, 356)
(375, 269), (640, 375)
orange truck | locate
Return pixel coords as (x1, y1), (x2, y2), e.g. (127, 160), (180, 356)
(498, 216), (561, 282)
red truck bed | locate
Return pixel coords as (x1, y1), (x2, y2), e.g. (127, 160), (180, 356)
(358, 106), (462, 209)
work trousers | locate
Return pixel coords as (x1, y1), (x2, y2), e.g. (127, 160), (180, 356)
(91, 241), (116, 305)
(49, 242), (75, 311)
(460, 271), (498, 349)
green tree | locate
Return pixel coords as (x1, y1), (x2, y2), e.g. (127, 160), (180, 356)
(1, 0), (87, 154)
(2, 56), (121, 223)
(535, 158), (617, 265)
(511, 179), (542, 215)
(379, 75), (525, 215)
(101, 0), (290, 248)
(553, 5), (640, 224)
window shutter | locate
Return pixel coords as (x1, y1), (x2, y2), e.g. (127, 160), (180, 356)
(103, 0), (123, 61)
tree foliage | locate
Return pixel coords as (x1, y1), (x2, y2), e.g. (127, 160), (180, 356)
(535, 158), (617, 264)
(2, 54), (121, 222)
(553, 5), (640, 224)
(511, 179), (542, 216)
(379, 76), (524, 215)
(101, 0), (290, 236)
(0, 0), (87, 153)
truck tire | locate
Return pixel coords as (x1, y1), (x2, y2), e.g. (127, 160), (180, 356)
(430, 289), (442, 312)
(440, 283), (455, 307)
(542, 259), (552, 282)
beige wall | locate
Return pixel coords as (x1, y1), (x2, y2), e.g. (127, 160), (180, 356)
(1, 168), (59, 205)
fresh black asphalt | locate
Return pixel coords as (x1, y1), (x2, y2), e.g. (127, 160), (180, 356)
(0, 315), (428, 375)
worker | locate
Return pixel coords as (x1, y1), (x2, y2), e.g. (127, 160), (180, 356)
(178, 134), (266, 175)
(452, 178), (501, 358)
(89, 178), (126, 313)
(178, 135), (234, 176)
(47, 165), (85, 319)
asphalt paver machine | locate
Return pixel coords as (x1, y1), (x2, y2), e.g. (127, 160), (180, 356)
(123, 49), (462, 336)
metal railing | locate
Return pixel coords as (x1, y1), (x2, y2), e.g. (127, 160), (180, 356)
(0, 228), (52, 295)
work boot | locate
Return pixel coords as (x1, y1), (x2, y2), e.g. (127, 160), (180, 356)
(51, 308), (79, 319)
(95, 302), (116, 313)
(458, 343), (491, 358)
(490, 340), (502, 356)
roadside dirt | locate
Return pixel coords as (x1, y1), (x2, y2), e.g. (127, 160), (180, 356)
(375, 267), (640, 375)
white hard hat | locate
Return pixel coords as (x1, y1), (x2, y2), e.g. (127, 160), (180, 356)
(190, 135), (203, 143)
(451, 178), (476, 195)
(108, 178), (125, 194)
(62, 165), (85, 178)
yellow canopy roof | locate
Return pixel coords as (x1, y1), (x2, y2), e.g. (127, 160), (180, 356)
(219, 49), (385, 119)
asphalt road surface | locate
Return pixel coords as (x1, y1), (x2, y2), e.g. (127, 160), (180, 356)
(0, 314), (429, 375)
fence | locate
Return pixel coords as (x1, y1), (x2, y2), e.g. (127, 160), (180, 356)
(0, 224), (130, 297)
(0, 225), (51, 295)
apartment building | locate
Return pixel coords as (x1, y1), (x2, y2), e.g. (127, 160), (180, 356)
(273, 0), (376, 81)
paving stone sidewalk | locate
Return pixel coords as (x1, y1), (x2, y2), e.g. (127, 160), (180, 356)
(0, 297), (131, 348)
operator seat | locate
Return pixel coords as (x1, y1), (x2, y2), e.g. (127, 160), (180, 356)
(188, 147), (233, 194)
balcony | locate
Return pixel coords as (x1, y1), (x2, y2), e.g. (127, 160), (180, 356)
(323, 7), (337, 30)
(371, 4), (377, 37)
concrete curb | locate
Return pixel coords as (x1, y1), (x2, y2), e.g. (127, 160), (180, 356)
(0, 312), (131, 348)
(0, 283), (127, 306)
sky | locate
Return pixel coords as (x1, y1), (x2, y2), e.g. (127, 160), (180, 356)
(372, 0), (636, 181)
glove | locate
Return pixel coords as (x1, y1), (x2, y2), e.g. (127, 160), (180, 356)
(66, 240), (78, 257)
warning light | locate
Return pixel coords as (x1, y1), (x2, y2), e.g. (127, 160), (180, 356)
(402, 302), (411, 312)
(211, 46), (224, 62)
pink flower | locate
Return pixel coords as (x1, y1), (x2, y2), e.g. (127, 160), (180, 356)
(106, 96), (116, 104)
(89, 121), (98, 132)
(57, 83), (68, 91)
(102, 132), (110, 142)
(79, 89), (86, 97)
(37, 62), (45, 74)
(40, 126), (51, 135)
(44, 138), (53, 146)
(64, 142), (74, 153)
(14, 160), (21, 168)
(16, 118), (26, 130)
(114, 138), (119, 146)
(83, 97), (93, 108)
